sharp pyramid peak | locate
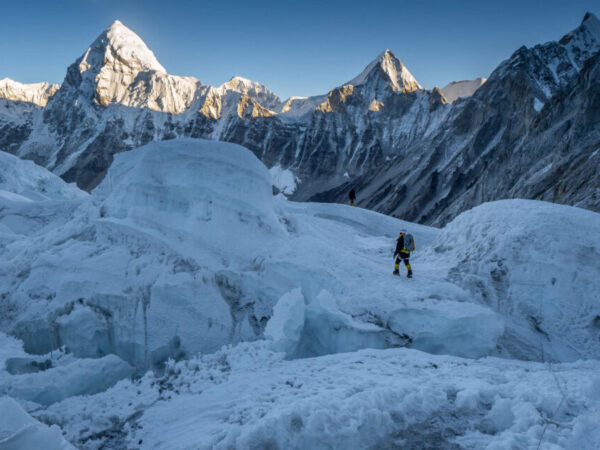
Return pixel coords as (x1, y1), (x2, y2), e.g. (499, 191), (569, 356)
(559, 11), (600, 46)
(82, 20), (166, 74)
(109, 19), (125, 28)
(582, 11), (598, 24)
(347, 48), (422, 93)
(580, 11), (600, 39)
(377, 48), (396, 60)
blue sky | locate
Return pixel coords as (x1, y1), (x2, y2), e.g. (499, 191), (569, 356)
(0, 0), (597, 99)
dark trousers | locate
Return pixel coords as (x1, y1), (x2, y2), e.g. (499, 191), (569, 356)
(394, 253), (411, 272)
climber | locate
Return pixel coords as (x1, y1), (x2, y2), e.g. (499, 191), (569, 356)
(349, 188), (356, 206)
(393, 229), (415, 278)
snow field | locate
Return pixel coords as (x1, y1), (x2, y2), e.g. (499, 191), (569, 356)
(125, 345), (600, 449)
(0, 139), (599, 448)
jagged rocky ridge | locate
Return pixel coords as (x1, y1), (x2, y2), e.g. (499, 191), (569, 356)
(314, 12), (600, 225)
(0, 79), (59, 107)
(0, 20), (446, 196)
(1, 14), (599, 225)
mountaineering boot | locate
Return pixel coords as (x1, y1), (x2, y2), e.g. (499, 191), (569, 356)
(393, 269), (400, 276)
(407, 270), (413, 278)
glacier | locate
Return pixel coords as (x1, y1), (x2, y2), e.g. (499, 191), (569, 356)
(0, 138), (599, 448)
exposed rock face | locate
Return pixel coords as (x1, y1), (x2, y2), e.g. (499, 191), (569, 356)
(313, 13), (600, 225)
(1, 14), (599, 225)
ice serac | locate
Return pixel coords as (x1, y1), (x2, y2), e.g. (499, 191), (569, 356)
(0, 150), (87, 237)
(1, 139), (286, 370)
(431, 200), (600, 361)
(2, 138), (600, 447)
(1, 355), (134, 406)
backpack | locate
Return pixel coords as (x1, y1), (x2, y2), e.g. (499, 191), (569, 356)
(403, 233), (414, 252)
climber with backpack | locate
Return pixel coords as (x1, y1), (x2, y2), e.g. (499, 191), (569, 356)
(393, 229), (415, 278)
(349, 188), (356, 206)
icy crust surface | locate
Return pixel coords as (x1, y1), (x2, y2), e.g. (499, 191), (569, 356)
(0, 139), (599, 448)
(32, 344), (600, 450)
(132, 345), (600, 450)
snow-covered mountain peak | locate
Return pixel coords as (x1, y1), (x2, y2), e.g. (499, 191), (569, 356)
(347, 49), (422, 93)
(0, 78), (60, 107)
(557, 12), (600, 65)
(93, 20), (166, 74)
(580, 11), (600, 40)
(441, 77), (487, 103)
(51, 20), (197, 111)
(73, 19), (166, 87)
(220, 76), (270, 95)
(219, 76), (281, 110)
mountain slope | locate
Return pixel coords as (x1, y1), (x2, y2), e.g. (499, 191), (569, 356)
(315, 12), (600, 226)
(1, 15), (599, 225)
(1, 21), (447, 197)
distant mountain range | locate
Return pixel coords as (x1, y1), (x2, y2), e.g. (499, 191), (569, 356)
(1, 13), (599, 225)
